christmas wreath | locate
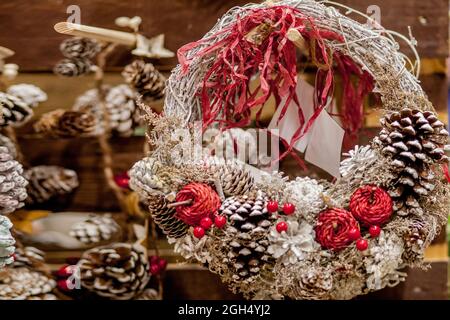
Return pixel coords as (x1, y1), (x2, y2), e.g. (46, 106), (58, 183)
(130, 0), (450, 299)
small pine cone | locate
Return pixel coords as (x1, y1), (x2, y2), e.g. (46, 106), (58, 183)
(287, 268), (333, 300)
(0, 216), (15, 268)
(0, 92), (33, 127)
(207, 159), (254, 197)
(35, 109), (97, 138)
(122, 60), (166, 101)
(219, 192), (275, 281)
(105, 84), (141, 136)
(0, 134), (17, 159)
(24, 165), (78, 204)
(69, 214), (121, 245)
(60, 37), (101, 59)
(0, 146), (28, 215)
(374, 108), (450, 216)
(77, 243), (150, 300)
(147, 194), (188, 239)
(0, 267), (56, 300)
(7, 84), (47, 108)
(12, 246), (45, 268)
(54, 58), (92, 77)
(33, 109), (65, 134)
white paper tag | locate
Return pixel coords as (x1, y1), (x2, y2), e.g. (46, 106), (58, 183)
(305, 110), (344, 178)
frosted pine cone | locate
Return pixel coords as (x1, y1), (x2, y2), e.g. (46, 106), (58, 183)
(77, 243), (150, 300)
(25, 165), (78, 204)
(122, 60), (165, 101)
(54, 58), (92, 77)
(69, 214), (121, 245)
(147, 194), (188, 239)
(339, 145), (377, 178)
(60, 37), (101, 59)
(0, 146), (28, 214)
(374, 108), (450, 216)
(0, 216), (15, 268)
(0, 267), (56, 300)
(7, 84), (47, 108)
(12, 246), (45, 268)
(0, 92), (33, 127)
(219, 192), (275, 281)
(0, 134), (17, 159)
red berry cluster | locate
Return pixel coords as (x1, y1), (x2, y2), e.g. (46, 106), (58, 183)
(266, 201), (296, 234)
(149, 256), (168, 275)
(55, 264), (77, 292)
(193, 215), (227, 239)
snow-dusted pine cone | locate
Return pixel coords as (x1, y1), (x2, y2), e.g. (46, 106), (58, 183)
(219, 192), (275, 281)
(7, 84), (47, 108)
(12, 246), (45, 269)
(0, 134), (16, 159)
(0, 267), (56, 300)
(122, 60), (166, 101)
(147, 194), (188, 239)
(69, 214), (121, 245)
(60, 37), (101, 59)
(25, 165), (78, 204)
(0, 216), (15, 268)
(77, 243), (150, 300)
(72, 85), (141, 136)
(0, 92), (33, 127)
(0, 146), (28, 214)
(374, 108), (450, 216)
(54, 58), (92, 77)
(34, 109), (97, 138)
(207, 159), (254, 197)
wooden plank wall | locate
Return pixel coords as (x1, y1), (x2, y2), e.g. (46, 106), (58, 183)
(1, 0), (448, 300)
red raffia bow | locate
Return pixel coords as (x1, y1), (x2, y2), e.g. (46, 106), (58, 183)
(178, 5), (373, 165)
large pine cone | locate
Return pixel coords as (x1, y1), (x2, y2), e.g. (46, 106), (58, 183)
(60, 37), (101, 59)
(0, 134), (17, 159)
(375, 108), (449, 216)
(0, 267), (56, 300)
(7, 84), (47, 108)
(147, 194), (188, 239)
(207, 159), (254, 197)
(25, 165), (79, 204)
(54, 58), (92, 77)
(0, 92), (33, 127)
(77, 243), (150, 300)
(13, 246), (45, 269)
(0, 216), (15, 268)
(0, 146), (28, 214)
(69, 214), (121, 245)
(122, 60), (166, 101)
(219, 192), (275, 281)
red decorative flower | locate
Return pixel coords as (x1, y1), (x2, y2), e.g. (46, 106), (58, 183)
(349, 185), (393, 226)
(315, 208), (359, 250)
(175, 183), (221, 226)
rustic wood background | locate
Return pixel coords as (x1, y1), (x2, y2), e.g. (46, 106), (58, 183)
(1, 0), (448, 300)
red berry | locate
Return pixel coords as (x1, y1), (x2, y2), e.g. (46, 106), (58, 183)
(356, 239), (369, 251)
(57, 279), (72, 292)
(200, 217), (213, 230)
(150, 263), (161, 275)
(348, 228), (361, 241)
(56, 264), (73, 278)
(282, 203), (296, 215)
(193, 226), (205, 239)
(158, 258), (168, 271)
(214, 215), (227, 229)
(276, 222), (288, 233)
(369, 225), (381, 238)
(267, 201), (279, 213)
(150, 255), (159, 265)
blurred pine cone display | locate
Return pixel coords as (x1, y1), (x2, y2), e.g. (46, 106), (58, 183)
(60, 37), (101, 59)
(24, 165), (79, 205)
(7, 84), (47, 108)
(77, 243), (150, 300)
(54, 58), (92, 77)
(0, 146), (28, 215)
(69, 214), (121, 245)
(34, 109), (98, 138)
(0, 267), (56, 300)
(122, 60), (166, 101)
(73, 85), (141, 136)
(0, 92), (33, 127)
(0, 134), (17, 159)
